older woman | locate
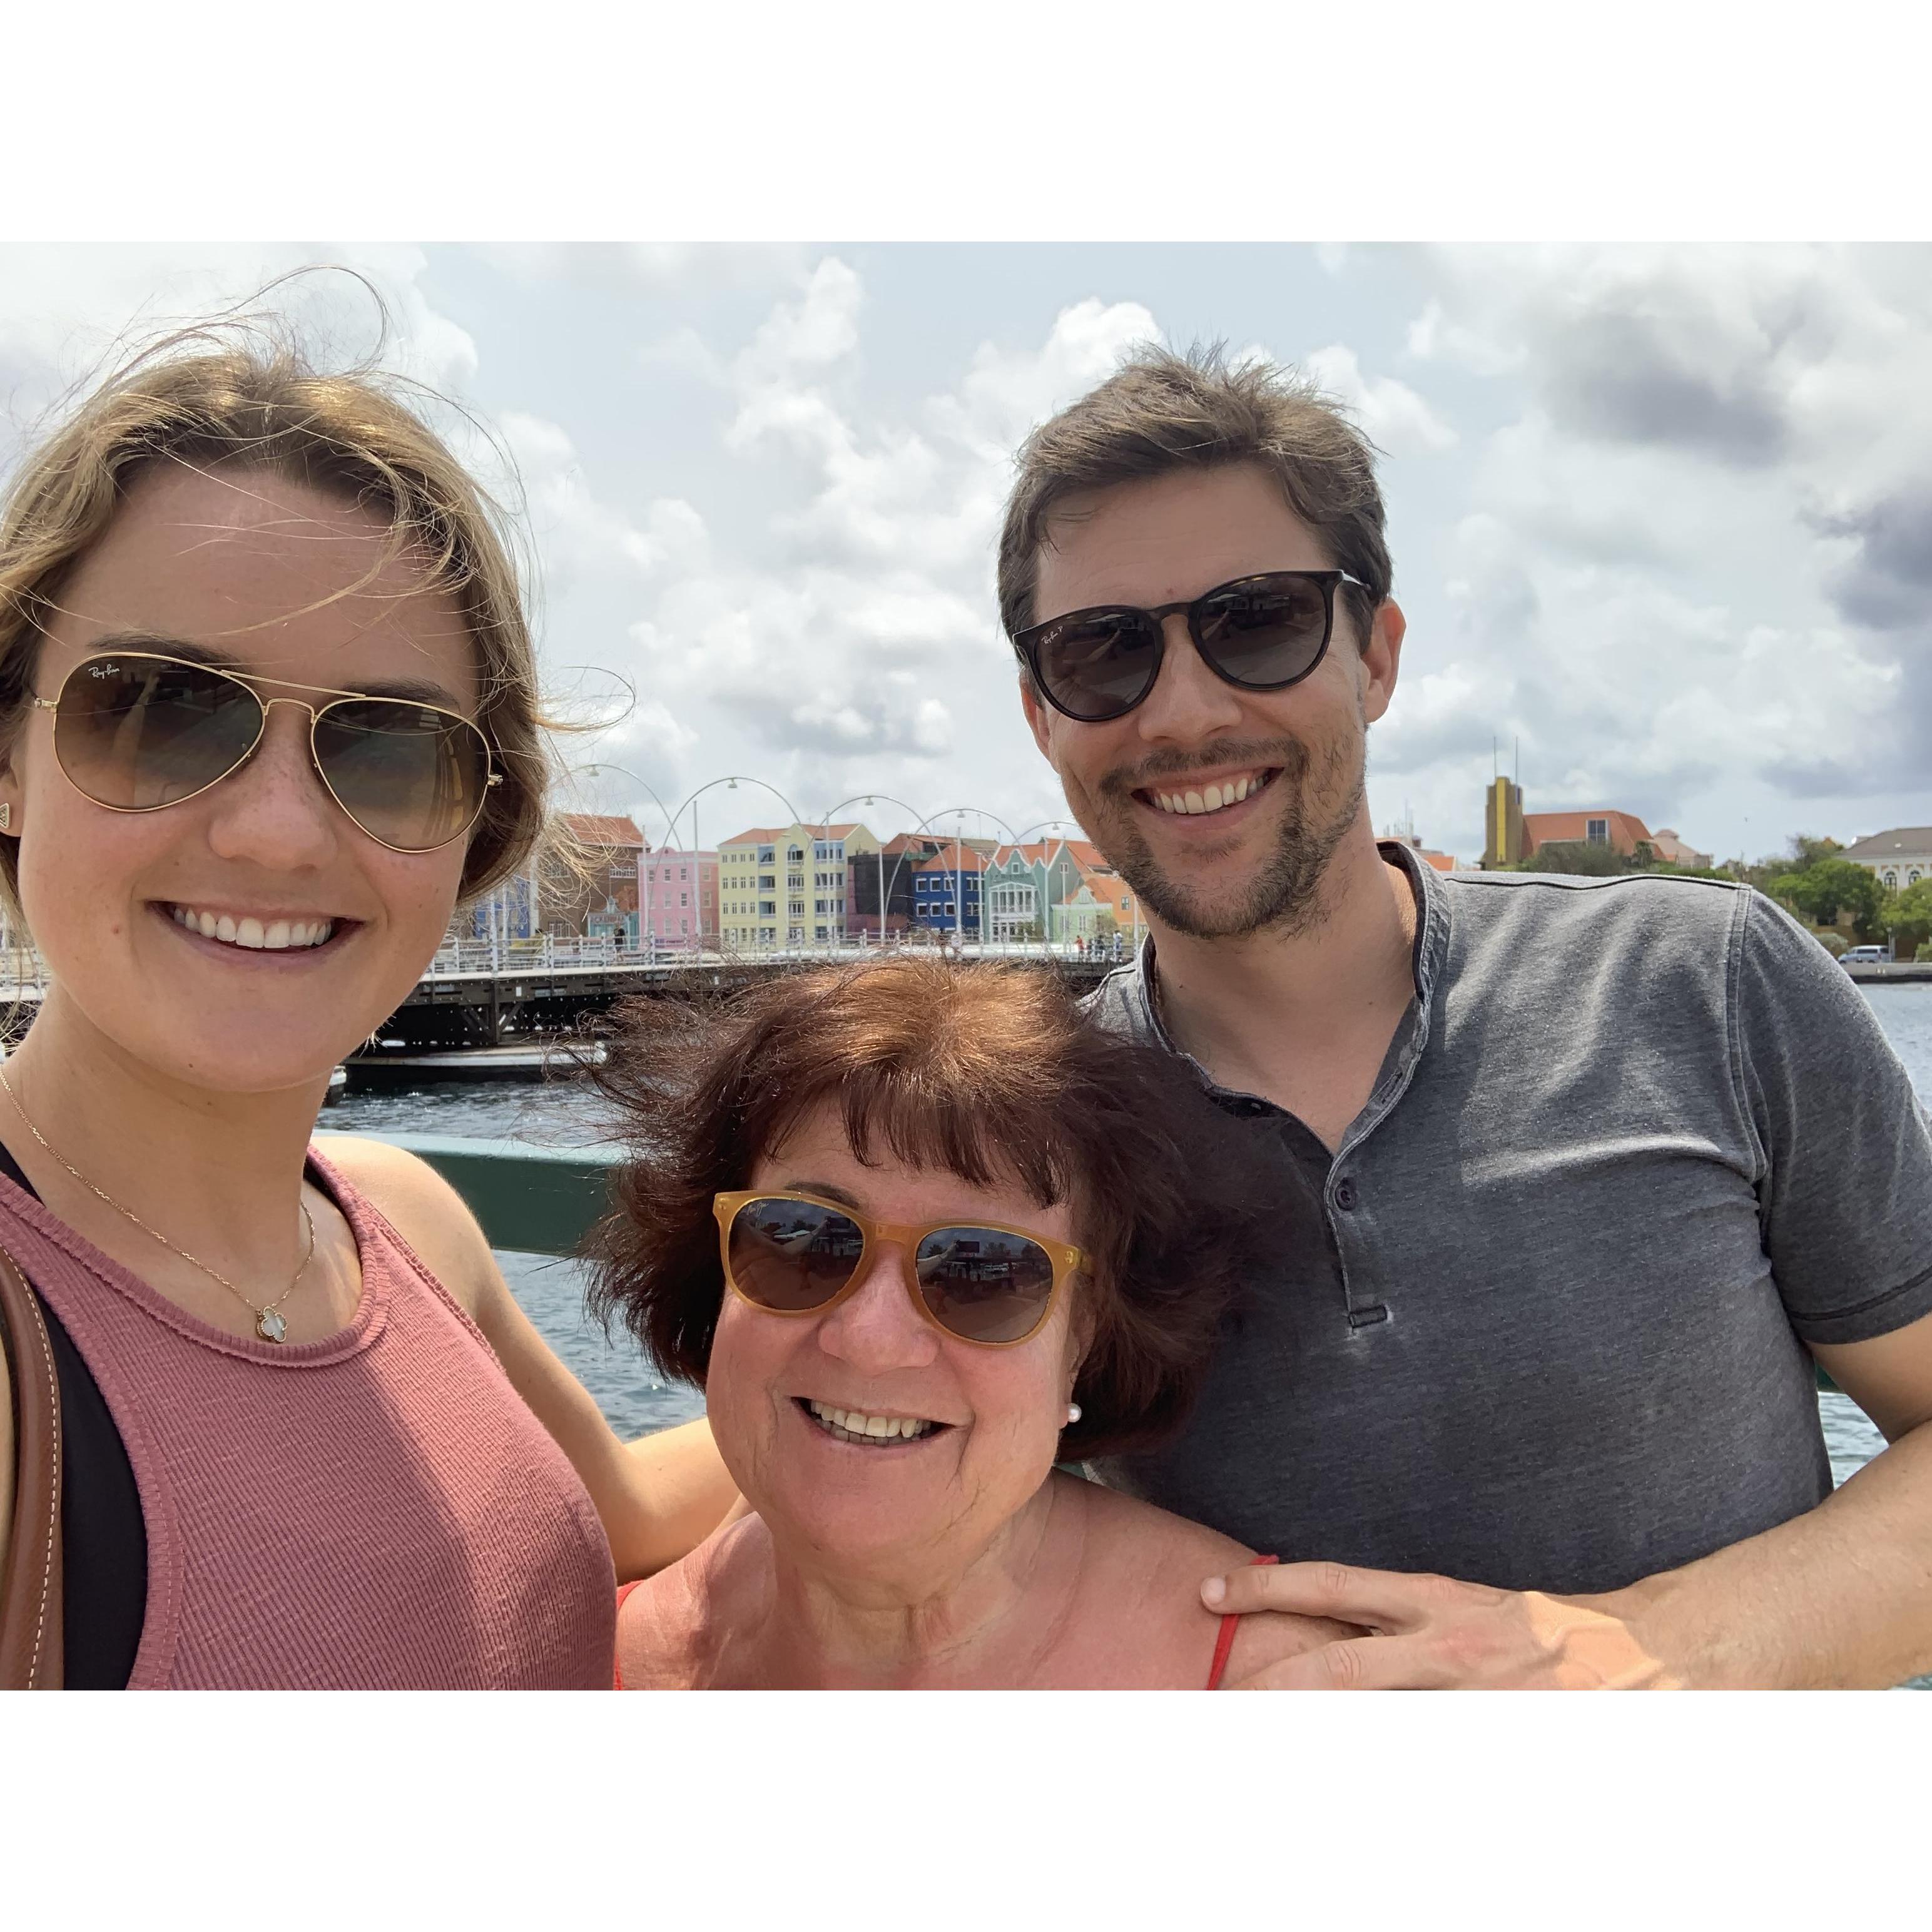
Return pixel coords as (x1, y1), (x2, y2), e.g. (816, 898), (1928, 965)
(587, 957), (1346, 1689)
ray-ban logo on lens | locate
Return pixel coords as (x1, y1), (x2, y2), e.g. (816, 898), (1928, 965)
(91, 663), (118, 677)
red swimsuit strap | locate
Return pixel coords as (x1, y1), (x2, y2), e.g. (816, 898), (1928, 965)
(1206, 1554), (1280, 1690)
(612, 1579), (646, 1689)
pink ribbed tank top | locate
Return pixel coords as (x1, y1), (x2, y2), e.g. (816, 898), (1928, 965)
(0, 1148), (615, 1689)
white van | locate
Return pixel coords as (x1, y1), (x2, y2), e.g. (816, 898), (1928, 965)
(1842, 945), (1890, 965)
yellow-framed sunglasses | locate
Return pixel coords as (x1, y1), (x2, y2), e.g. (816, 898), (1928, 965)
(713, 1189), (1085, 1346)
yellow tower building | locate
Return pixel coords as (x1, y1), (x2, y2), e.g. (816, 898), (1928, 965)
(1483, 777), (1525, 868)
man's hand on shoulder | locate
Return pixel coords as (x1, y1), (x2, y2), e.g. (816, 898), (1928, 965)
(1201, 1561), (1685, 1690)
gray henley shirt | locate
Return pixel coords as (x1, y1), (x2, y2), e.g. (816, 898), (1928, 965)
(1085, 842), (1932, 1594)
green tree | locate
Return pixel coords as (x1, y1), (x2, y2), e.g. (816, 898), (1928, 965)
(1770, 858), (1887, 940)
(1507, 840), (1635, 877)
(1747, 834), (1844, 892)
(1883, 878), (1932, 957)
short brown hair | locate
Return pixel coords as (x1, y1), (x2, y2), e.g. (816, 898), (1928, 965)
(0, 315), (552, 920)
(997, 342), (1392, 650)
(584, 957), (1285, 1460)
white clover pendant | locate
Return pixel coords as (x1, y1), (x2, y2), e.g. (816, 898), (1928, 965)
(256, 1308), (288, 1343)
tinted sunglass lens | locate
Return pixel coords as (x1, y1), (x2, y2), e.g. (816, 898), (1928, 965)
(1034, 612), (1161, 721)
(1193, 577), (1331, 688)
(728, 1199), (866, 1312)
(56, 658), (262, 809)
(915, 1228), (1057, 1343)
(312, 701), (490, 852)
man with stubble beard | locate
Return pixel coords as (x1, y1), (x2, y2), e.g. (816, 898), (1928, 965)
(1003, 345), (1932, 1688)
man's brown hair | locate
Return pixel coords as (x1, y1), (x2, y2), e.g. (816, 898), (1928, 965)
(584, 957), (1296, 1461)
(997, 342), (1392, 651)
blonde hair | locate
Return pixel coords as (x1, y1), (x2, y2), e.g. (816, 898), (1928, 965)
(0, 311), (554, 925)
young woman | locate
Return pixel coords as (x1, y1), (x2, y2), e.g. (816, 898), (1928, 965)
(0, 327), (734, 1687)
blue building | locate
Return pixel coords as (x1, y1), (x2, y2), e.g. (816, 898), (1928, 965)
(912, 850), (986, 939)
(468, 867), (537, 943)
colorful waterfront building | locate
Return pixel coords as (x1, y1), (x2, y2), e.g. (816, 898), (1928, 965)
(642, 847), (719, 951)
(1055, 840), (1141, 943)
(983, 842), (1054, 941)
(912, 845), (990, 939)
(848, 833), (943, 938)
(980, 838), (1140, 943)
(545, 813), (646, 941)
(718, 821), (881, 948)
(466, 865), (539, 945)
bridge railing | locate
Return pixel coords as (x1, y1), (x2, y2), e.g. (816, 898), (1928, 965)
(0, 928), (1134, 995)
(427, 932), (1131, 976)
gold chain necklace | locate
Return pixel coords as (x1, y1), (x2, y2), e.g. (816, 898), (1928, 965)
(0, 1066), (316, 1344)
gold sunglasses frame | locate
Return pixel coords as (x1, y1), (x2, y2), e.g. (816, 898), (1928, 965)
(31, 649), (502, 855)
(713, 1189), (1086, 1348)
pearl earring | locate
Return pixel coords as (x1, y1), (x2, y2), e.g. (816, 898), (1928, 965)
(1064, 1401), (1081, 1425)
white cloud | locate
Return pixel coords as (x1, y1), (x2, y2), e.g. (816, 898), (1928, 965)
(500, 412), (710, 587)
(735, 257), (864, 387)
(470, 242), (806, 295)
(8, 243), (1928, 867)
(1380, 243), (1932, 856)
(947, 298), (1162, 452)
(1301, 342), (1457, 454)
(560, 273), (1182, 828)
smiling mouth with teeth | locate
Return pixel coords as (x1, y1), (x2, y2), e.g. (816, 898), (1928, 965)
(168, 904), (340, 952)
(1141, 770), (1279, 817)
(801, 1398), (944, 1446)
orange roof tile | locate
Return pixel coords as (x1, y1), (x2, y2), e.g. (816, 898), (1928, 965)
(1522, 810), (1654, 850)
(562, 813), (645, 848)
(718, 822), (865, 849)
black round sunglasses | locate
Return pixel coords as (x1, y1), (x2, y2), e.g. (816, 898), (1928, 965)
(1011, 569), (1367, 724)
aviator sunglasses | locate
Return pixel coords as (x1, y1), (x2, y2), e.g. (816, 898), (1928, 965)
(714, 1190), (1085, 1347)
(1011, 569), (1368, 724)
(33, 651), (501, 854)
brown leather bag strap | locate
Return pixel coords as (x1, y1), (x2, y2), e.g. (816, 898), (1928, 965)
(0, 1243), (63, 1689)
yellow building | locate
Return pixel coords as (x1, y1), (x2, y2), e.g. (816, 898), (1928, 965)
(717, 820), (881, 948)
(1483, 776), (1525, 868)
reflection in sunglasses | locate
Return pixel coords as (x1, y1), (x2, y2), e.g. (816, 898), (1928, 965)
(39, 651), (497, 853)
(722, 1193), (1073, 1346)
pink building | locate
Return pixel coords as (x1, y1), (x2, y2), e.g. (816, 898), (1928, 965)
(641, 847), (719, 950)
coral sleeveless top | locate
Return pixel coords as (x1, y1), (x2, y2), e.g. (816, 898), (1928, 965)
(0, 1148), (615, 1689)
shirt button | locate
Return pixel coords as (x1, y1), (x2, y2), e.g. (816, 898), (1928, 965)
(1334, 1177), (1359, 1211)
